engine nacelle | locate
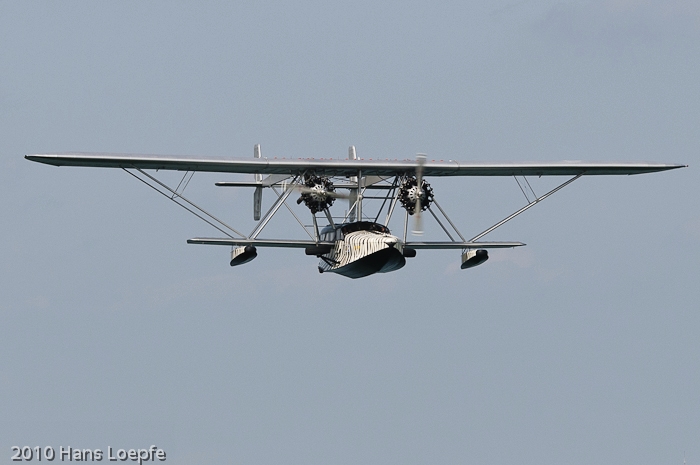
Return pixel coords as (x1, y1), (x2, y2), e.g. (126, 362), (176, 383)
(461, 249), (488, 269)
(230, 245), (257, 266)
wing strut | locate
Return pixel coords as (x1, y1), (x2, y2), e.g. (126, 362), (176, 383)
(382, 179), (401, 226)
(469, 173), (583, 242)
(248, 176), (299, 239)
(426, 206), (455, 241)
(270, 185), (315, 240)
(430, 198), (466, 241)
(514, 175), (538, 203)
(373, 176), (399, 224)
(323, 208), (336, 229)
(123, 167), (246, 238)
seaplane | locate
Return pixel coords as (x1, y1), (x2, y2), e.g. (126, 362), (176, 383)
(26, 146), (685, 279)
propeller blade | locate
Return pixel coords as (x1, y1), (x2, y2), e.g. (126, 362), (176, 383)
(413, 210), (423, 235)
(295, 186), (351, 199)
(412, 154), (426, 235)
(415, 154), (426, 184)
(328, 191), (352, 200)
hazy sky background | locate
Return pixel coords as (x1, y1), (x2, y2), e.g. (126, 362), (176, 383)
(1, 1), (699, 464)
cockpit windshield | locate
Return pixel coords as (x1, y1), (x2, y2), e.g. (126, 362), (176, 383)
(319, 221), (391, 241)
(340, 221), (390, 235)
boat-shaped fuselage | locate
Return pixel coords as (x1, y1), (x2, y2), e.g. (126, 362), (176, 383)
(317, 222), (406, 279)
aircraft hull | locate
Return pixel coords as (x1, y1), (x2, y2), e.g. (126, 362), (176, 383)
(318, 229), (406, 279)
(327, 246), (406, 279)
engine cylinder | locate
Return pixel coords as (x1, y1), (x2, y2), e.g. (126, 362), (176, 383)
(398, 176), (434, 215)
(297, 175), (336, 213)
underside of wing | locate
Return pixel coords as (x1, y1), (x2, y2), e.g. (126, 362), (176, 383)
(186, 238), (524, 249)
(25, 152), (686, 176)
(404, 241), (525, 249)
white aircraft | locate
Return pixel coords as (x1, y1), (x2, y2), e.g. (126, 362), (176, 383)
(26, 146), (685, 279)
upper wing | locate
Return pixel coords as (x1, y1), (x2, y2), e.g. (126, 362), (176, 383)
(25, 152), (686, 177)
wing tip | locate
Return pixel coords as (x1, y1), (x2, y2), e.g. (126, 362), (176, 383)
(25, 154), (59, 166)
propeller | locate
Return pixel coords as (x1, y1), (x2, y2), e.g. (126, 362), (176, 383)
(293, 176), (352, 214)
(294, 185), (351, 200)
(411, 154), (427, 235)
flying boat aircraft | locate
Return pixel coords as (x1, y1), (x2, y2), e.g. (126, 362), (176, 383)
(26, 146), (686, 278)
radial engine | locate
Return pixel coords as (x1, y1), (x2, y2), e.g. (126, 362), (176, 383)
(398, 175), (434, 215)
(296, 175), (336, 214)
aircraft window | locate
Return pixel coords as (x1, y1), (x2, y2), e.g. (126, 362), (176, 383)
(340, 222), (390, 235)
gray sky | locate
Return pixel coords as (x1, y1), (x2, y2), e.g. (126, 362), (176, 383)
(1, 1), (699, 464)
